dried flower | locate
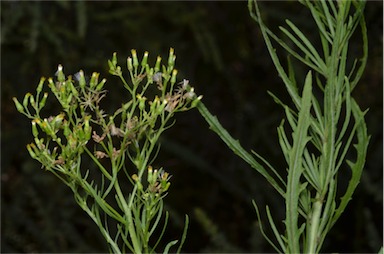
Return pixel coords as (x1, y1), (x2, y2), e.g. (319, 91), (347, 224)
(110, 123), (124, 137)
(94, 151), (108, 159)
(109, 147), (121, 160)
(92, 131), (106, 143)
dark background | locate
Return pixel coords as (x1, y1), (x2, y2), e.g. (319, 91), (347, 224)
(1, 1), (382, 253)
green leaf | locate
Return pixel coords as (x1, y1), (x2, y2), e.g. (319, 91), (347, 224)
(197, 101), (284, 196)
(285, 71), (312, 253)
(331, 99), (369, 226)
(252, 201), (284, 253)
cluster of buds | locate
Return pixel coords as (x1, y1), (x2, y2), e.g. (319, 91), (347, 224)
(132, 166), (172, 201)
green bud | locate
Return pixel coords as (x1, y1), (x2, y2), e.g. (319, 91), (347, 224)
(147, 166), (154, 183)
(90, 72), (99, 89)
(131, 49), (139, 68)
(112, 52), (118, 67)
(96, 78), (107, 91)
(108, 60), (114, 73)
(155, 56), (161, 73)
(13, 97), (24, 113)
(56, 65), (65, 82)
(53, 113), (65, 129)
(42, 118), (54, 137)
(150, 96), (160, 113)
(47, 78), (57, 93)
(165, 182), (171, 191)
(34, 137), (44, 149)
(191, 95), (203, 108)
(29, 95), (36, 108)
(157, 100), (167, 115)
(152, 169), (158, 183)
(65, 94), (73, 108)
(170, 69), (178, 85)
(78, 70), (87, 89)
(168, 48), (175, 67)
(145, 64), (151, 77)
(84, 116), (92, 140)
(39, 93), (48, 109)
(127, 57), (133, 72)
(32, 120), (39, 137)
(137, 95), (147, 111)
(23, 93), (31, 108)
(68, 82), (79, 98)
(141, 51), (148, 67)
(116, 66), (122, 75)
(27, 144), (38, 159)
(36, 77), (45, 94)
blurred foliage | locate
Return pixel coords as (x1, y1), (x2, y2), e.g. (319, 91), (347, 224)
(1, 1), (382, 253)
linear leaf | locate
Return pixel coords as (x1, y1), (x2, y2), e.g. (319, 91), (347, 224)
(331, 99), (369, 226)
(197, 101), (284, 196)
(286, 71), (312, 253)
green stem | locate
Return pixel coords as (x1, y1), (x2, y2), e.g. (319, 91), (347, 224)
(114, 179), (142, 254)
(306, 194), (323, 253)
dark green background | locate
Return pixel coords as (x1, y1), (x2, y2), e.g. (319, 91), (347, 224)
(1, 1), (382, 253)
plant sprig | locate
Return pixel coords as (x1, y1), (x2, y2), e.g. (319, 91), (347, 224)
(14, 48), (201, 254)
(195, 1), (369, 253)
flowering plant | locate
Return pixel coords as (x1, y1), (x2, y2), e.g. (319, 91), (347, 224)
(13, 48), (201, 253)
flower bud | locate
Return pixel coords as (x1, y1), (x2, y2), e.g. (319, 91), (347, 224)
(29, 95), (36, 108)
(65, 94), (73, 108)
(23, 93), (31, 108)
(47, 78), (57, 93)
(27, 144), (38, 159)
(39, 92), (48, 109)
(155, 56), (161, 73)
(131, 49), (139, 68)
(168, 48), (175, 67)
(90, 72), (99, 89)
(141, 51), (148, 67)
(191, 95), (203, 108)
(137, 95), (147, 111)
(36, 77), (45, 94)
(34, 137), (44, 150)
(112, 52), (118, 67)
(53, 113), (65, 129)
(13, 97), (24, 113)
(170, 69), (178, 85)
(32, 120), (39, 137)
(127, 57), (133, 72)
(77, 70), (87, 89)
(42, 118), (54, 137)
(150, 96), (160, 112)
(147, 166), (154, 183)
(162, 182), (171, 192)
(156, 99), (167, 115)
(84, 116), (92, 140)
(145, 65), (151, 78)
(96, 78), (107, 91)
(56, 65), (65, 82)
(69, 82), (79, 97)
